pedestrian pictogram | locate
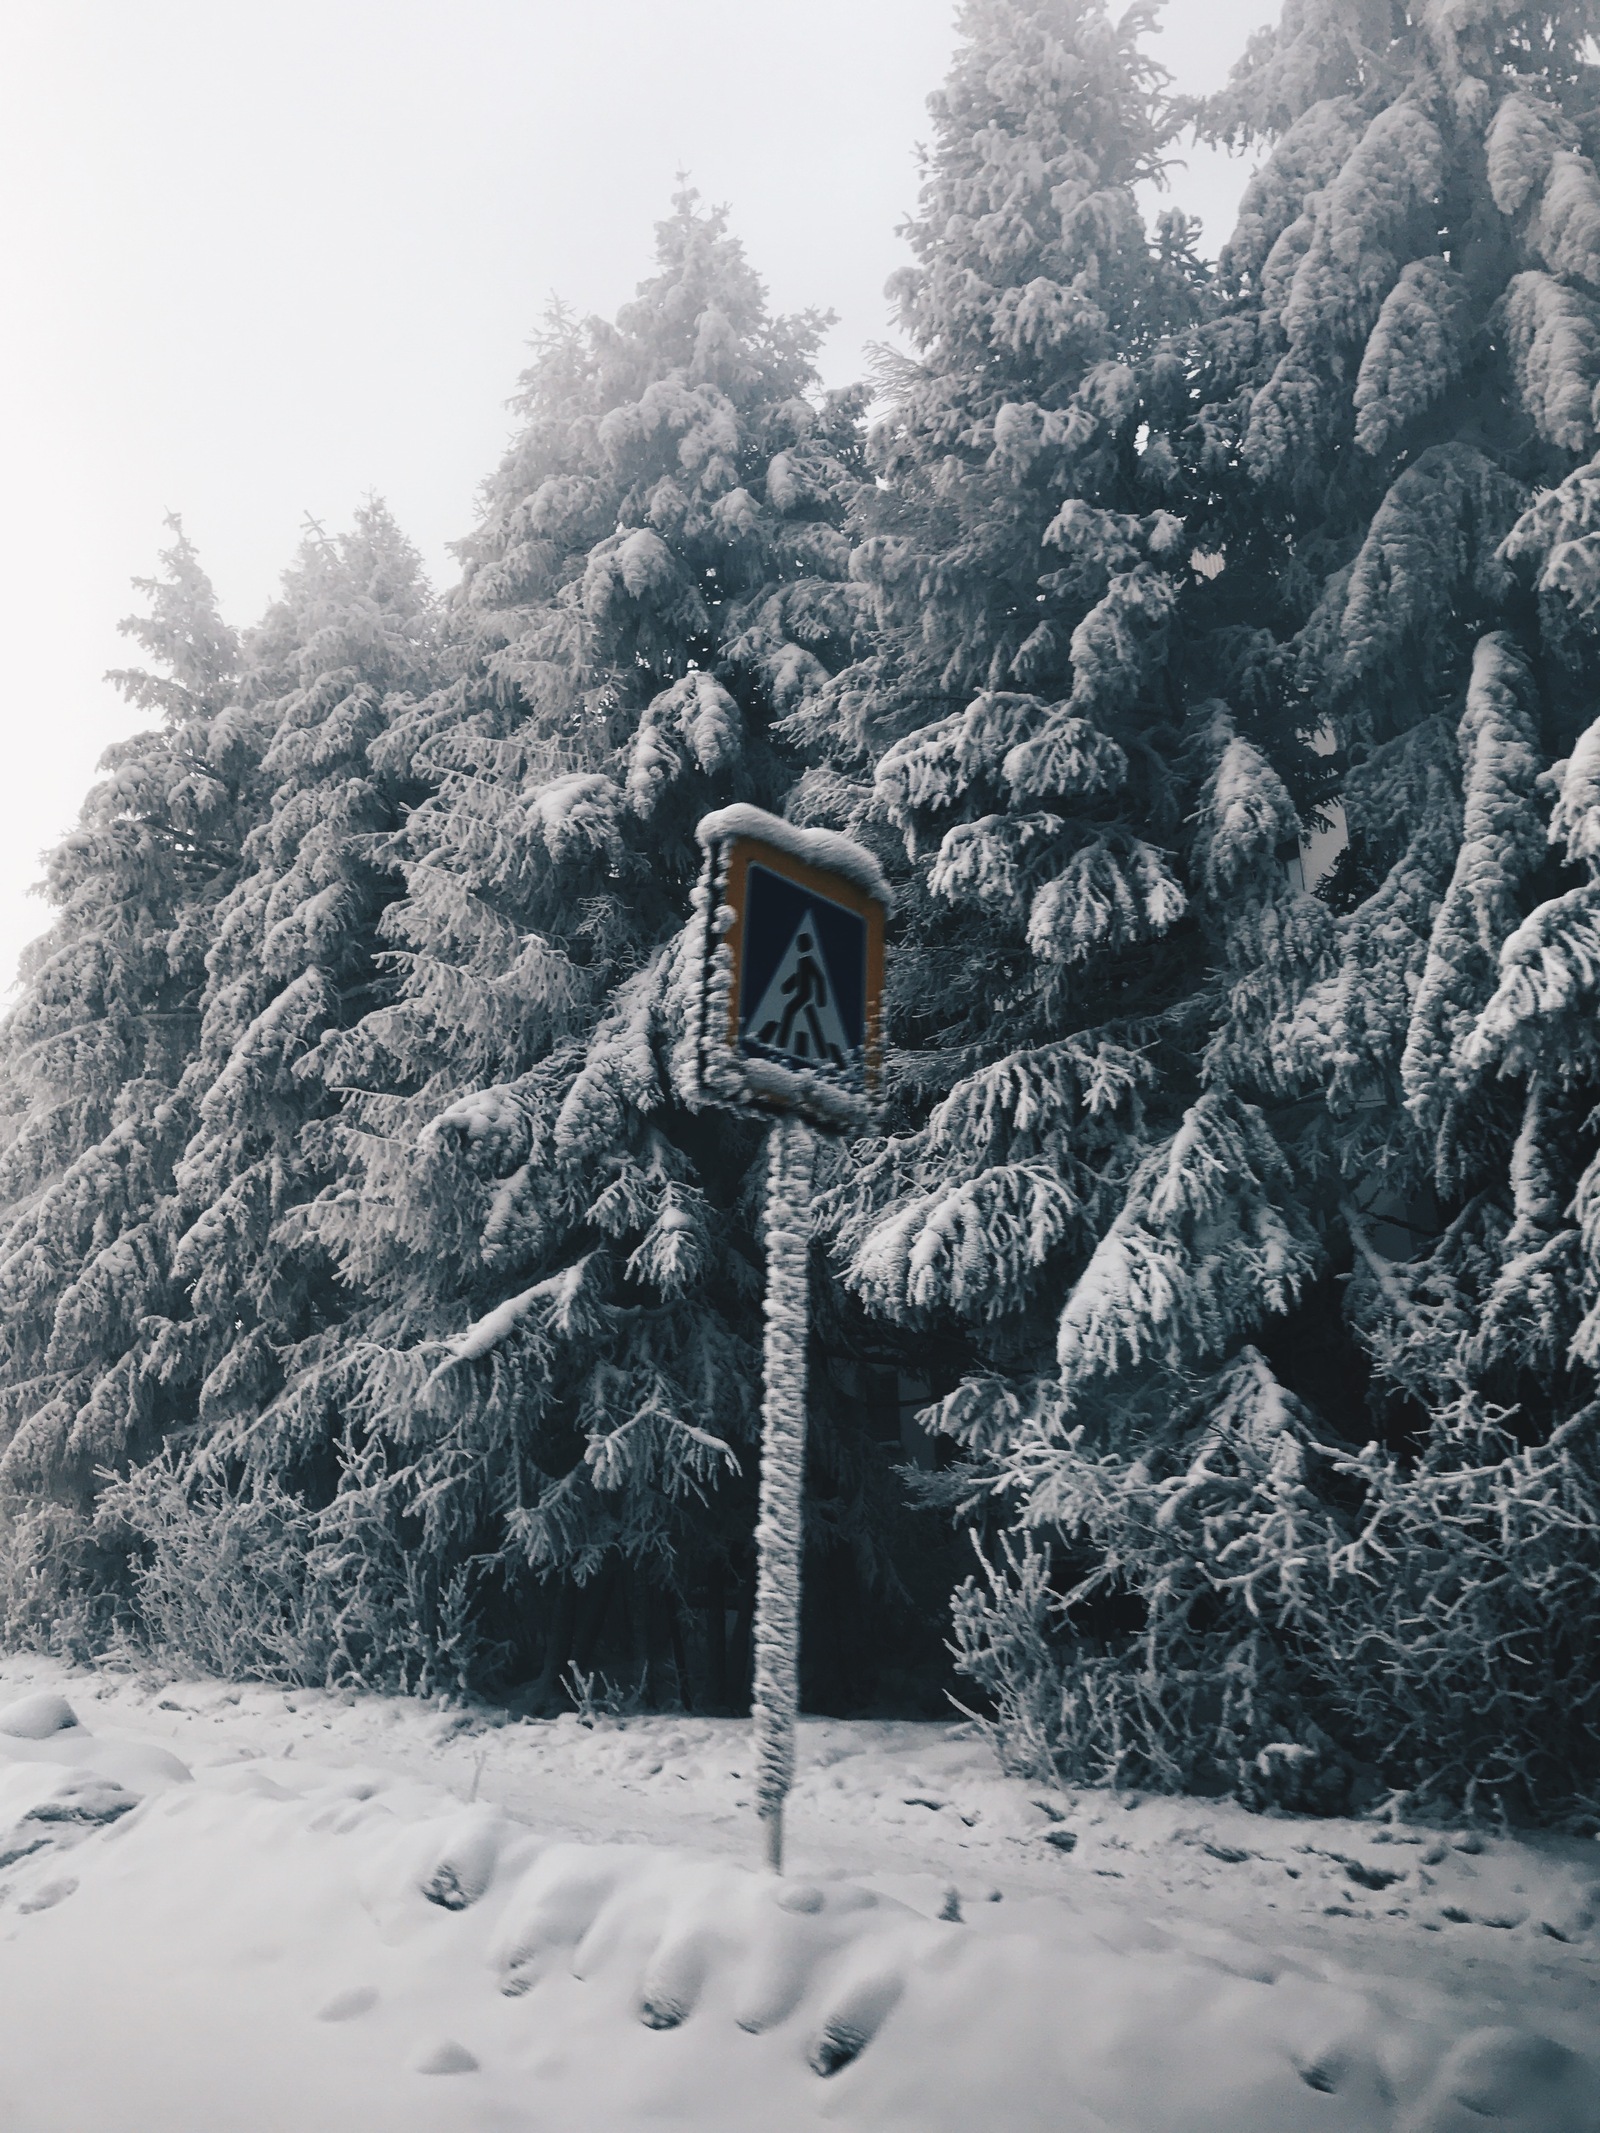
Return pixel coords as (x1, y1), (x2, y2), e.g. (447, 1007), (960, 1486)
(744, 903), (852, 1067)
(690, 806), (886, 1133)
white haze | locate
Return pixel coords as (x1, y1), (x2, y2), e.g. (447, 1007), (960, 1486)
(0, 0), (1266, 992)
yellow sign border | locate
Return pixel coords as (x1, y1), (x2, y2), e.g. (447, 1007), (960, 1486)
(721, 834), (886, 1097)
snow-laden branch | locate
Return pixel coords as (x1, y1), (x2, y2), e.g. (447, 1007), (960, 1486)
(427, 1256), (594, 1381)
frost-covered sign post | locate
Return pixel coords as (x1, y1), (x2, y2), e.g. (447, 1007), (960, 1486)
(690, 806), (888, 1872)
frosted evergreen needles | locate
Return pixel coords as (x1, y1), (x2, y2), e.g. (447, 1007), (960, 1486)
(6, 0), (1600, 1831)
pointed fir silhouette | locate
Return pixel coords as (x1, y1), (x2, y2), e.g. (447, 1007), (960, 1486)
(262, 192), (929, 1703)
(821, 0), (1600, 1813)
(0, 521), (256, 1630)
(4, 7), (1600, 1807)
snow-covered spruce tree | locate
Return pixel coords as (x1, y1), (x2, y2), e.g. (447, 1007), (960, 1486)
(0, 508), (446, 1675)
(831, 0), (1600, 1812)
(167, 506), (436, 1440)
(247, 194), (909, 1703)
(803, 0), (1332, 1791)
(1209, 0), (1600, 1814)
(89, 505), (455, 1684)
(814, 0), (1223, 1342)
(788, 0), (1321, 1728)
(0, 523), (256, 1644)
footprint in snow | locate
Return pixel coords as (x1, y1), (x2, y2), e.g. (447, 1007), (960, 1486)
(24, 1778), (139, 1827)
(732, 1898), (849, 2035)
(421, 1808), (504, 1912)
(639, 1923), (717, 2030)
(316, 1986), (378, 2022)
(1400, 2026), (1589, 2133)
(804, 1940), (908, 2077)
(413, 2039), (479, 2075)
(18, 1876), (77, 1914)
(0, 1834), (52, 1875)
(490, 1853), (626, 1995)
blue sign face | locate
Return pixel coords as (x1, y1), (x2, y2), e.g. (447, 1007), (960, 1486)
(738, 863), (867, 1077)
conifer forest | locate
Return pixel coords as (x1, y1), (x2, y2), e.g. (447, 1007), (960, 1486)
(11, 0), (1600, 1830)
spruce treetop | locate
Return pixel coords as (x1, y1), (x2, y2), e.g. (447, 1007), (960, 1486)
(272, 190), (885, 1653)
(889, 0), (1170, 398)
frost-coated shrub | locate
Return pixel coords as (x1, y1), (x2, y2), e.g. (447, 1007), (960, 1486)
(0, 1497), (127, 1663)
(92, 1454), (326, 1683)
(1314, 1404), (1600, 1815)
(93, 1451), (498, 1695)
(947, 1345), (1358, 1809)
(950, 1533), (1329, 1807)
(951, 1383), (1600, 1819)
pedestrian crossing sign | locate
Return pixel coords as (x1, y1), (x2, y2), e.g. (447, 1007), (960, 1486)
(692, 806), (888, 1131)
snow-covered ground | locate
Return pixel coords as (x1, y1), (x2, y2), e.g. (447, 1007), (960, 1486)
(0, 1654), (1595, 2132)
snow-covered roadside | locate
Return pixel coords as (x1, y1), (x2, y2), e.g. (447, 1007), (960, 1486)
(0, 1655), (1596, 2132)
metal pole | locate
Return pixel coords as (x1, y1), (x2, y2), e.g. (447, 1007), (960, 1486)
(751, 1110), (816, 1874)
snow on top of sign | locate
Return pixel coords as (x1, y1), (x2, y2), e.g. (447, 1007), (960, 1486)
(696, 804), (892, 908)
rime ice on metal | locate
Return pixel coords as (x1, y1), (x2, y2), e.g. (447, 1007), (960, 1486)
(689, 806), (887, 1135)
(750, 1112), (816, 1871)
(692, 805), (888, 1872)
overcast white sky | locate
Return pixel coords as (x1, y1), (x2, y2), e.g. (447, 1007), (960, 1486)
(0, 0), (1270, 993)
